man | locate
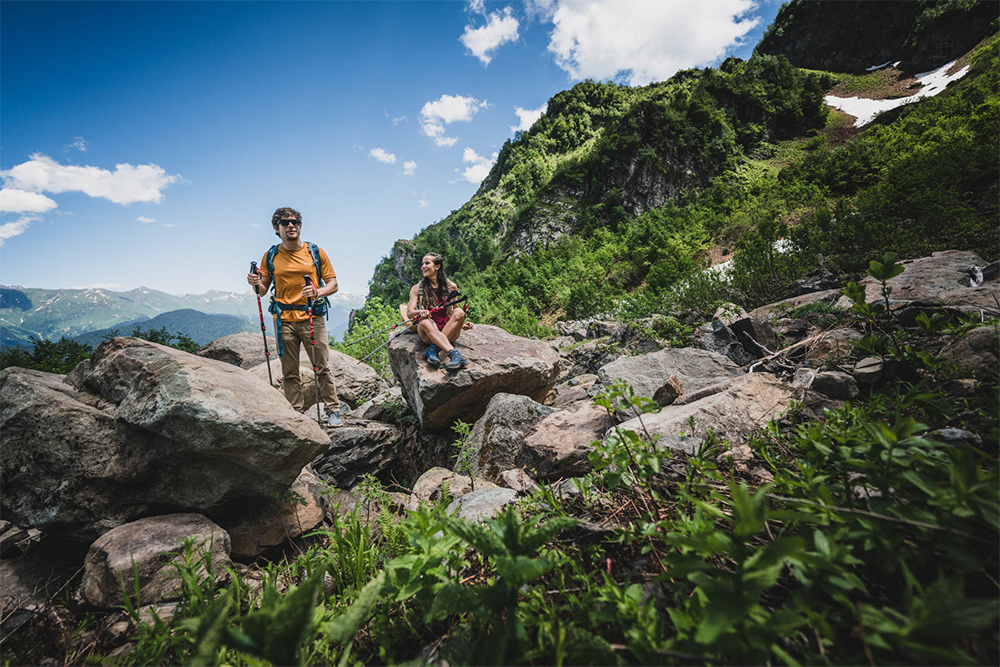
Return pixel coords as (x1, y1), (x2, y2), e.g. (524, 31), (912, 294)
(247, 207), (343, 427)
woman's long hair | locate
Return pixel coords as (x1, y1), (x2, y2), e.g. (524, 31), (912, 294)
(418, 253), (451, 307)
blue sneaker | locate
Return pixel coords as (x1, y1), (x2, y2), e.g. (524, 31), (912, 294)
(445, 348), (468, 371)
(423, 344), (441, 368)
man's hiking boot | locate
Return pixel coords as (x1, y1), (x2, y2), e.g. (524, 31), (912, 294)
(327, 409), (343, 428)
(445, 348), (469, 371)
(423, 344), (442, 368)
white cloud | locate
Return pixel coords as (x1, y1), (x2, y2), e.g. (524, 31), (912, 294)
(461, 6), (520, 65)
(66, 137), (90, 152)
(420, 94), (488, 147)
(0, 188), (58, 213)
(369, 147), (397, 164)
(511, 104), (547, 133)
(163, 223), (176, 228)
(401, 161), (417, 176)
(136, 216), (156, 223)
(461, 147), (498, 184)
(467, 0), (486, 15)
(546, 0), (760, 85)
(524, 0), (558, 21)
(0, 153), (180, 206)
(418, 199), (429, 208)
(392, 115), (407, 125)
(0, 215), (38, 245)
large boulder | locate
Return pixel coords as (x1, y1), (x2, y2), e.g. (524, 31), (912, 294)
(80, 514), (231, 609)
(388, 325), (561, 431)
(311, 419), (407, 489)
(596, 348), (744, 404)
(0, 338), (330, 542)
(247, 349), (383, 410)
(223, 465), (330, 558)
(939, 326), (999, 381)
(521, 402), (612, 480)
(614, 373), (797, 454)
(198, 332), (276, 369)
(834, 251), (1000, 317)
(469, 394), (555, 482)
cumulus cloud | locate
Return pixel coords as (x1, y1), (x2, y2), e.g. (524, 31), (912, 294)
(401, 161), (417, 176)
(461, 147), (498, 184)
(0, 153), (180, 206)
(418, 199), (429, 208)
(369, 147), (397, 164)
(136, 216), (156, 223)
(511, 104), (547, 133)
(467, 0), (486, 15)
(420, 94), (489, 148)
(524, 0), (558, 21)
(461, 6), (520, 65)
(546, 0), (759, 85)
(0, 188), (58, 213)
(0, 215), (38, 245)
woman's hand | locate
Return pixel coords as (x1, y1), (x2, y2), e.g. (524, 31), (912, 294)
(462, 321), (473, 330)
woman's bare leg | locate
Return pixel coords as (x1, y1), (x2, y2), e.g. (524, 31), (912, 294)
(418, 319), (454, 352)
(442, 308), (466, 343)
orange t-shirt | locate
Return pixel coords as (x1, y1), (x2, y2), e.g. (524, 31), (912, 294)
(260, 243), (336, 322)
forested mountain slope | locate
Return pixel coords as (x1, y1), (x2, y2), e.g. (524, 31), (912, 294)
(365, 22), (997, 336)
(755, 0), (998, 72)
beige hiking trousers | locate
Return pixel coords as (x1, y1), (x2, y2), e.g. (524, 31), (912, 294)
(279, 317), (339, 412)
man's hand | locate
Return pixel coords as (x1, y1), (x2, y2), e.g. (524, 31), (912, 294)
(247, 272), (261, 288)
(302, 284), (318, 299)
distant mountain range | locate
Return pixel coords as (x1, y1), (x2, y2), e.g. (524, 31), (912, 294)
(0, 285), (364, 348)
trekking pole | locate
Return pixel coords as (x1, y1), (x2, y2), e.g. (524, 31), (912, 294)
(250, 262), (274, 387)
(304, 276), (323, 426)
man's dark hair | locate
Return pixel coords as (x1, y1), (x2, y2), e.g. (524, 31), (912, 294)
(271, 207), (302, 227)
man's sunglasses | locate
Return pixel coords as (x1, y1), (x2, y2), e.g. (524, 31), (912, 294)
(278, 219), (301, 227)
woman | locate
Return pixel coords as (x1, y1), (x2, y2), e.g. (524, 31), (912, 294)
(407, 253), (472, 370)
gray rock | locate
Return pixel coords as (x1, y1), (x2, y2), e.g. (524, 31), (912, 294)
(614, 373), (797, 454)
(446, 488), (518, 522)
(2, 339), (329, 542)
(597, 347), (744, 405)
(712, 303), (750, 327)
(388, 324), (560, 431)
(470, 394), (555, 482)
(812, 371), (860, 400)
(352, 387), (408, 422)
(247, 348), (384, 410)
(198, 331), (276, 369)
(81, 514), (231, 609)
(498, 469), (539, 494)
(749, 289), (842, 321)
(312, 419), (406, 489)
(411, 467), (496, 503)
(853, 357), (883, 384)
(939, 326), (998, 381)
(695, 321), (758, 366)
(521, 402), (613, 480)
(223, 465), (330, 558)
(805, 329), (863, 365)
(833, 251), (1000, 317)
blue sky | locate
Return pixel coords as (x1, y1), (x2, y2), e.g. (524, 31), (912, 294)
(1, 0), (782, 297)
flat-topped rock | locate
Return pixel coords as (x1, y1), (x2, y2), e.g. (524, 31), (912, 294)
(614, 373), (796, 454)
(597, 347), (744, 405)
(388, 324), (561, 431)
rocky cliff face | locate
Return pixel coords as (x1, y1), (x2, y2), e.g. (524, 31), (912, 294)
(755, 0), (997, 72)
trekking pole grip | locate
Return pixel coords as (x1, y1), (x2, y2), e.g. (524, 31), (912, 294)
(250, 262), (259, 295)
